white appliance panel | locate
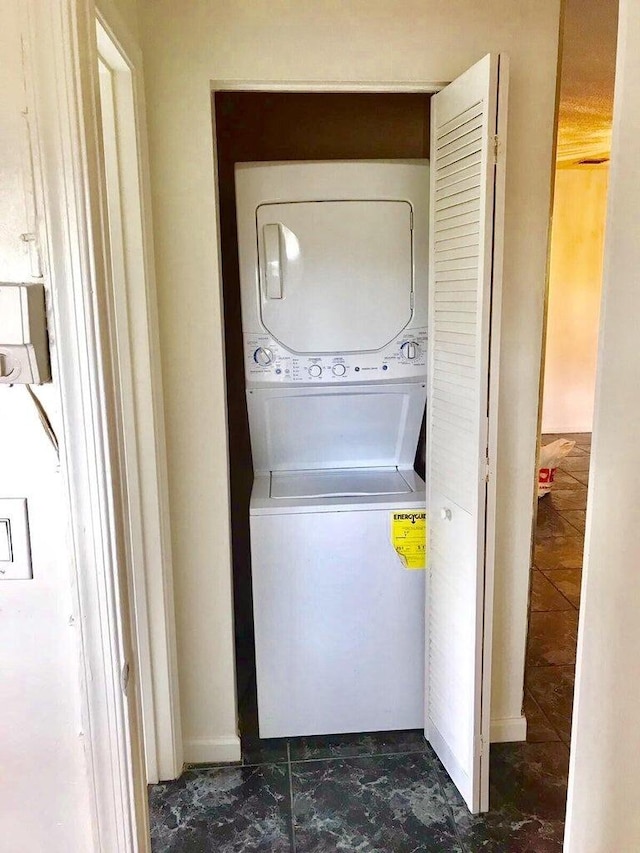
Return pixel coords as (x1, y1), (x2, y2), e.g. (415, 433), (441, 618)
(235, 161), (430, 386)
(256, 200), (413, 354)
(251, 505), (425, 738)
(270, 467), (410, 499)
(247, 382), (427, 473)
(251, 468), (423, 515)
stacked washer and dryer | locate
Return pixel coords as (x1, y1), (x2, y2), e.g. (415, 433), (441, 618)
(235, 160), (430, 739)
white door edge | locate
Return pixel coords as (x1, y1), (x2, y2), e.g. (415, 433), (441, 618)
(479, 52), (510, 810)
(95, 6), (183, 785)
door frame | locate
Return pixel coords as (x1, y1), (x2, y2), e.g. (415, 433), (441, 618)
(21, 0), (156, 849)
(210, 80), (442, 756)
(209, 79), (528, 765)
(95, 4), (182, 785)
(210, 76), (512, 746)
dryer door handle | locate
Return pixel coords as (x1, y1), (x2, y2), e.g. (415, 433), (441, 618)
(263, 223), (283, 299)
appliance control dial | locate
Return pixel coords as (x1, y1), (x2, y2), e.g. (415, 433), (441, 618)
(400, 340), (419, 360)
(308, 364), (322, 378)
(254, 347), (273, 366)
(332, 363), (346, 377)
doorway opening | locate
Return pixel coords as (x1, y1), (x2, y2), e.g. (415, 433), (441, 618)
(526, 167), (609, 745)
(525, 0), (618, 806)
(212, 90), (432, 748)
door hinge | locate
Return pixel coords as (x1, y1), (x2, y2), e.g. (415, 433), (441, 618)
(121, 661), (130, 694)
(493, 135), (500, 166)
(410, 208), (414, 230)
(479, 735), (486, 756)
(485, 454), (490, 483)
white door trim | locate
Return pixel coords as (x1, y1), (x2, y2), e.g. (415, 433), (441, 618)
(95, 4), (183, 785)
(209, 76), (524, 754)
(22, 0), (148, 849)
(209, 78), (444, 758)
(211, 80), (444, 93)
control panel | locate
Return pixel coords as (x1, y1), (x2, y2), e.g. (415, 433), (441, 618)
(244, 327), (427, 385)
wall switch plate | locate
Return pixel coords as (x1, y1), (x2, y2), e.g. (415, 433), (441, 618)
(0, 499), (32, 580)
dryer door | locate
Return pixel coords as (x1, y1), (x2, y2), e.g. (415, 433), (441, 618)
(256, 200), (413, 353)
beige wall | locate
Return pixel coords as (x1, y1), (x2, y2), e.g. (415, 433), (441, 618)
(565, 1), (640, 848)
(542, 167), (608, 433)
(104, 0), (140, 40)
(139, 0), (562, 757)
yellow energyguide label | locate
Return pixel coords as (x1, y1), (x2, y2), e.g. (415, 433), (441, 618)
(390, 510), (427, 570)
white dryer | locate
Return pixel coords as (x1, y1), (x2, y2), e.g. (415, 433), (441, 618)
(235, 160), (429, 738)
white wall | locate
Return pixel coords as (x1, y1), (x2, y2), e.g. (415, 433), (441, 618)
(0, 5), (92, 851)
(565, 2), (640, 849)
(541, 167), (608, 434)
(139, 0), (562, 757)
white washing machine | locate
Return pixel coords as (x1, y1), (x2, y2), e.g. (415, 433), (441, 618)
(235, 160), (429, 738)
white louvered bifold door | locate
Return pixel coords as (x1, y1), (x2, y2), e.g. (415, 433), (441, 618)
(425, 53), (507, 814)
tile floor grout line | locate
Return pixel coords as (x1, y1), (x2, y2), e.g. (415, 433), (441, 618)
(543, 576), (580, 611)
(288, 746), (430, 764)
(527, 443), (585, 754)
(286, 741), (297, 853)
(529, 599), (579, 613)
(524, 685), (565, 743)
(211, 742), (433, 770)
(554, 513), (587, 536)
(434, 762), (468, 853)
(186, 759), (288, 770)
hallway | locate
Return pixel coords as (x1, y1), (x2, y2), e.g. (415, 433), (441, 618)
(525, 433), (589, 746)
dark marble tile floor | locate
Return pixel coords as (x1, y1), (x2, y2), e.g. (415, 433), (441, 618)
(527, 666), (576, 745)
(441, 742), (569, 852)
(148, 434), (588, 852)
(150, 736), (571, 852)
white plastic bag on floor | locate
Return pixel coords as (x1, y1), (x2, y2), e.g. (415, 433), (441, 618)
(537, 439), (576, 497)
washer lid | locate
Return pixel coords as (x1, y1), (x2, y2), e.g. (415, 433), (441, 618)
(270, 467), (412, 499)
(256, 200), (413, 354)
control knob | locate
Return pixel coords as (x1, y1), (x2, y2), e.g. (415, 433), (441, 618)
(309, 364), (322, 378)
(400, 341), (419, 360)
(332, 363), (346, 377)
(253, 347), (273, 366)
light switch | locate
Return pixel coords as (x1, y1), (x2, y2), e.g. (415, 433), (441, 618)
(0, 499), (32, 580)
(0, 519), (12, 561)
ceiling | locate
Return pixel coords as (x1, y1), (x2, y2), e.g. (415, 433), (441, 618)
(556, 0), (619, 165)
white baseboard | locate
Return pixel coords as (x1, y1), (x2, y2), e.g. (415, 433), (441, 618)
(490, 715), (527, 743)
(183, 720), (526, 763)
(183, 735), (242, 765)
